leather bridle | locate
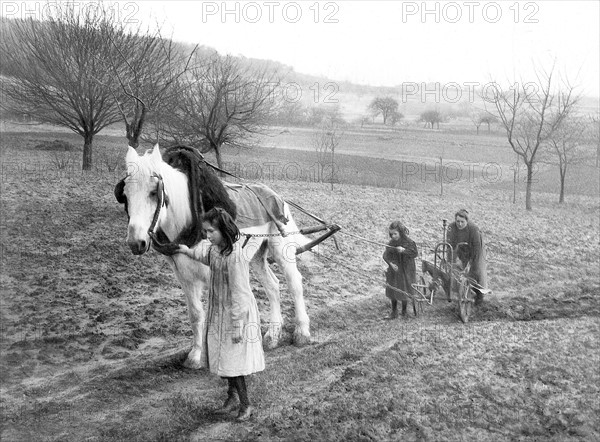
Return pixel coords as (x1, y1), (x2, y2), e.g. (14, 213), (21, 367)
(147, 173), (167, 247)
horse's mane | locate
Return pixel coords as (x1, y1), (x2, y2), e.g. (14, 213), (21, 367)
(162, 145), (237, 246)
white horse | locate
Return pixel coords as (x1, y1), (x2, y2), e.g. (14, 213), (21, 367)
(115, 144), (310, 369)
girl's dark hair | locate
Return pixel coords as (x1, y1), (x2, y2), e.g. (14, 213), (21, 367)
(389, 221), (409, 239)
(202, 207), (240, 256)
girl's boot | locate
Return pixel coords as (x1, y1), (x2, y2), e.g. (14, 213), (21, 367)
(389, 300), (398, 319)
(216, 378), (239, 414)
(235, 376), (254, 422)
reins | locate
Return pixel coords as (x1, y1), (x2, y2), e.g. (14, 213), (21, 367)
(312, 247), (417, 300)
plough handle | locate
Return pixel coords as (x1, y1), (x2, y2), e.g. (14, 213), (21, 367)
(299, 225), (332, 235)
(295, 224), (341, 255)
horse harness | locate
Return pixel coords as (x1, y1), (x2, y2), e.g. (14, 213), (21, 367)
(117, 154), (341, 256)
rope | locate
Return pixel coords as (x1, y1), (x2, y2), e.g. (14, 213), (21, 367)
(339, 229), (395, 248)
(312, 249), (416, 300)
(285, 200), (328, 225)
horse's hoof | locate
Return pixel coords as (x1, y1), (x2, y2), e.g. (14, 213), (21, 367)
(293, 330), (311, 347)
(183, 356), (204, 370)
(183, 359), (203, 369)
(263, 324), (282, 349)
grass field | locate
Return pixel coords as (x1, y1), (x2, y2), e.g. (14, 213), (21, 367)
(1, 122), (599, 441)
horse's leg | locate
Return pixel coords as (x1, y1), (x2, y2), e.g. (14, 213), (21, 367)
(181, 279), (207, 369)
(170, 256), (209, 369)
(270, 237), (311, 346)
(250, 242), (283, 349)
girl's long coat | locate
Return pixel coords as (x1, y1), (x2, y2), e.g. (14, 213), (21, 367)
(383, 237), (418, 301)
(191, 240), (265, 377)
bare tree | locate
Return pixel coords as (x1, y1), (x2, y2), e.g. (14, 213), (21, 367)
(420, 109), (443, 129)
(358, 115), (371, 128)
(0, 6), (125, 170)
(479, 114), (497, 133)
(109, 33), (199, 149)
(158, 54), (279, 169)
(368, 96), (400, 125)
(271, 99), (306, 126)
(483, 65), (579, 210)
(389, 110), (404, 126)
(543, 116), (595, 203)
(306, 104), (344, 126)
(313, 119), (343, 190)
(468, 106), (485, 134)
(468, 105), (498, 134)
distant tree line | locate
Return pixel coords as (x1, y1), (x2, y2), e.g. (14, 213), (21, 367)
(268, 100), (345, 127)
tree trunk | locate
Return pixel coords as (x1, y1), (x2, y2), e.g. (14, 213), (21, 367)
(82, 132), (94, 170)
(513, 167), (517, 204)
(439, 156), (443, 197)
(330, 146), (335, 191)
(476, 125), (480, 135)
(558, 165), (566, 204)
(512, 155), (519, 204)
(125, 105), (147, 149)
(525, 162), (534, 210)
(126, 123), (140, 149)
(214, 145), (223, 173)
(128, 137), (139, 149)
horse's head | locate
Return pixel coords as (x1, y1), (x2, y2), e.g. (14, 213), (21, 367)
(115, 144), (166, 255)
(116, 143), (238, 255)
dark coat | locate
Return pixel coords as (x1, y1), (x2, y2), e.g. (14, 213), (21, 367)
(447, 221), (488, 289)
(383, 237), (418, 301)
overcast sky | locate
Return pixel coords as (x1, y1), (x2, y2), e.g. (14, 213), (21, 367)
(3, 1), (599, 96)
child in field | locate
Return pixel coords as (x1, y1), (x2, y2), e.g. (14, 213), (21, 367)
(383, 221), (418, 318)
(177, 207), (265, 422)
